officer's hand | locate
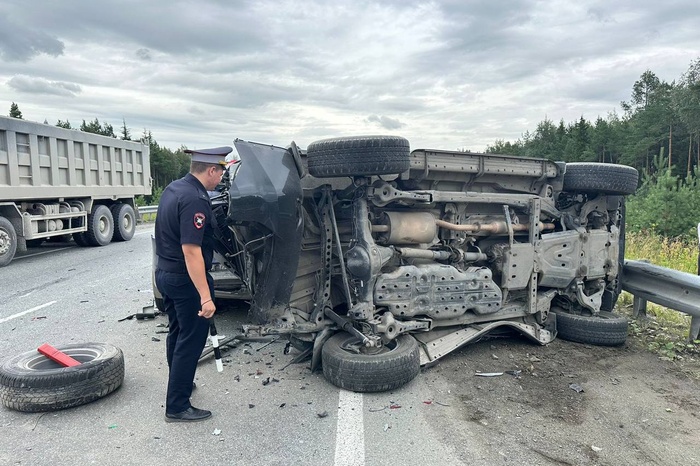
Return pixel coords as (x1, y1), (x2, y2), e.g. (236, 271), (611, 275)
(198, 300), (217, 319)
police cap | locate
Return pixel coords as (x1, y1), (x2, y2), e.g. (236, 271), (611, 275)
(185, 146), (233, 166)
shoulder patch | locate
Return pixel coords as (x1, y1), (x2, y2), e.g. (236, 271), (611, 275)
(194, 212), (206, 229)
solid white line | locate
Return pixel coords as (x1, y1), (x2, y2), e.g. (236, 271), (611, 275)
(0, 301), (57, 324)
(334, 390), (365, 466)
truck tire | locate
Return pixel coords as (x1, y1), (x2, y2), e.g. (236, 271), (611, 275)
(110, 204), (136, 242)
(563, 163), (638, 195)
(307, 135), (410, 178)
(86, 205), (114, 246)
(0, 216), (17, 267)
(551, 309), (628, 346)
(322, 332), (420, 392)
(0, 342), (124, 412)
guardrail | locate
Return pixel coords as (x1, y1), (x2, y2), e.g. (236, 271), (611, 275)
(138, 205), (158, 215)
(622, 260), (700, 340)
(622, 222), (700, 341)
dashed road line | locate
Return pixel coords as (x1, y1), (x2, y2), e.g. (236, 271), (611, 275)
(0, 301), (57, 324)
(334, 389), (365, 466)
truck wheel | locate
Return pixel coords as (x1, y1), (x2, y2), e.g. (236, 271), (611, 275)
(0, 216), (17, 267)
(321, 333), (420, 392)
(307, 135), (410, 178)
(110, 204), (136, 242)
(551, 309), (628, 346)
(563, 163), (638, 195)
(0, 342), (124, 412)
(86, 205), (114, 246)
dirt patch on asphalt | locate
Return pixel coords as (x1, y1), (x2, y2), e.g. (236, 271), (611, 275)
(422, 334), (700, 465)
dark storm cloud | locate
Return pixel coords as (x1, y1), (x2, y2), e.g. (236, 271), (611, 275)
(7, 76), (81, 97)
(0, 16), (64, 62)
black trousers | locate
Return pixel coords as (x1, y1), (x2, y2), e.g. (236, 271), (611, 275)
(155, 268), (214, 413)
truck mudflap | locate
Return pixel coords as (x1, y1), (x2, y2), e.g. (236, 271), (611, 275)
(229, 140), (303, 324)
(413, 318), (558, 366)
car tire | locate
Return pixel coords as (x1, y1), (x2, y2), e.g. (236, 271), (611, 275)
(552, 309), (628, 346)
(86, 205), (114, 246)
(322, 332), (420, 392)
(307, 135), (410, 178)
(0, 342), (125, 412)
(110, 204), (136, 242)
(563, 163), (638, 195)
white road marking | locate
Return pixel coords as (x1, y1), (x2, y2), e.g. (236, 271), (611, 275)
(334, 389), (365, 466)
(0, 301), (57, 324)
(135, 229), (155, 236)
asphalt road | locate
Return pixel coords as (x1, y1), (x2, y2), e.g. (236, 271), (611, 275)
(4, 225), (699, 466)
(0, 225), (477, 466)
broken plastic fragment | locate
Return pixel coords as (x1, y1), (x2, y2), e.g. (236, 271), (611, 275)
(212, 429), (221, 436)
(475, 372), (504, 377)
(569, 383), (584, 393)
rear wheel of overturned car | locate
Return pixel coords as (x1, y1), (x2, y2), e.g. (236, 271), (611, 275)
(563, 163), (638, 195)
(306, 135), (411, 178)
(321, 332), (420, 392)
(0, 342), (125, 412)
(552, 310), (628, 346)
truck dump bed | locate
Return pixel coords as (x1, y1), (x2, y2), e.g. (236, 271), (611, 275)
(0, 116), (150, 201)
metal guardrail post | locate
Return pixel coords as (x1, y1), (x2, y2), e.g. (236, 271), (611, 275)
(692, 223), (700, 341)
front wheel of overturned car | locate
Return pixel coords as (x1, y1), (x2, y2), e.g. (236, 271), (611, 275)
(321, 333), (420, 392)
(306, 135), (411, 178)
(552, 310), (628, 346)
(0, 342), (125, 412)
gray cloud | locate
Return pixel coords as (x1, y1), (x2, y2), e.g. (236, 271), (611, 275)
(366, 115), (405, 130)
(0, 16), (64, 62)
(7, 76), (81, 97)
(136, 48), (152, 61)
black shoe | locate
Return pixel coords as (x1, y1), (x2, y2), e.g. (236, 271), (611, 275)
(165, 406), (212, 423)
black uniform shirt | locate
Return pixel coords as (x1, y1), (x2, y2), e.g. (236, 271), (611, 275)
(155, 173), (215, 273)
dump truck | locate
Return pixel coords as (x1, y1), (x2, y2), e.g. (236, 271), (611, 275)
(0, 116), (150, 266)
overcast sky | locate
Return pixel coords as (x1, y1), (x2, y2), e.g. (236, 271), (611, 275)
(1, 1), (698, 153)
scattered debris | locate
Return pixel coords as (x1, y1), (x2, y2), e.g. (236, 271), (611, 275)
(108, 424), (118, 429)
(529, 356), (541, 362)
(383, 423), (390, 432)
(569, 383), (584, 393)
(256, 338), (278, 351)
(665, 408), (673, 413)
(279, 403), (286, 408)
(389, 404), (401, 409)
(243, 349), (252, 355)
(591, 446), (602, 452)
(212, 429), (221, 436)
(234, 375), (241, 382)
(492, 354), (499, 360)
(262, 377), (271, 386)
(317, 411), (329, 418)
(31, 316), (47, 321)
(423, 400), (433, 405)
(475, 372), (504, 377)
(249, 404), (255, 409)
(369, 407), (387, 412)
(151, 337), (161, 342)
(505, 370), (522, 377)
(155, 330), (168, 334)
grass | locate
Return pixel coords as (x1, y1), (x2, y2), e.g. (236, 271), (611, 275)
(618, 231), (700, 363)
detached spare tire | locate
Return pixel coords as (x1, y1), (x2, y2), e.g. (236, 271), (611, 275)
(563, 163), (638, 195)
(0, 342), (124, 412)
(307, 135), (410, 178)
(551, 310), (628, 346)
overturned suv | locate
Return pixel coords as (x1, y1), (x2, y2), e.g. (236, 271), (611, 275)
(203, 136), (637, 392)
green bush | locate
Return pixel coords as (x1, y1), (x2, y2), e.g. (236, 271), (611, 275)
(626, 161), (700, 241)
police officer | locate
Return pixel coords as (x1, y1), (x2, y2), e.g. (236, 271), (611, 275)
(154, 146), (231, 422)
